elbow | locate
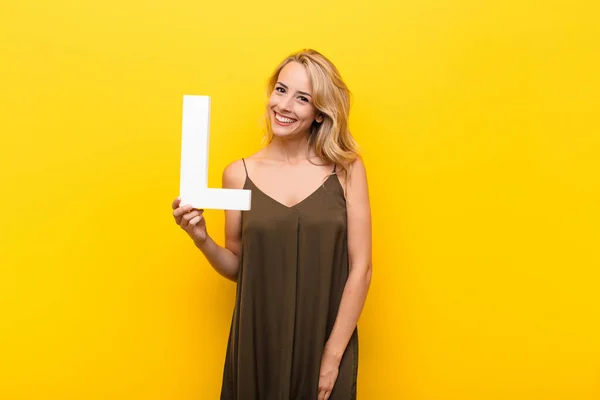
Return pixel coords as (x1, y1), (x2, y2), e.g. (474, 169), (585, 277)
(364, 264), (372, 287)
(351, 263), (372, 287)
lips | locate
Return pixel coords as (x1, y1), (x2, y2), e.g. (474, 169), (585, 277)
(274, 112), (297, 125)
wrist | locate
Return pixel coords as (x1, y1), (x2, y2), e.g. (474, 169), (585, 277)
(323, 342), (343, 363)
(194, 234), (212, 251)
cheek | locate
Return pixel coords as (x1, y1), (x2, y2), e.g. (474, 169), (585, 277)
(267, 92), (279, 108)
(300, 107), (318, 122)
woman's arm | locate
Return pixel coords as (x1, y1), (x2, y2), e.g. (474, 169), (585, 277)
(318, 157), (372, 399)
(324, 157), (373, 360)
(192, 160), (246, 282)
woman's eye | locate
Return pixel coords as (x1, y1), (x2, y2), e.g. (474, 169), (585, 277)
(299, 96), (309, 102)
(275, 87), (285, 93)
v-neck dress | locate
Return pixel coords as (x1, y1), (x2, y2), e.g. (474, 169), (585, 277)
(220, 159), (359, 400)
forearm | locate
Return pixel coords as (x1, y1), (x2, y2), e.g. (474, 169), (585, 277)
(195, 235), (240, 282)
(323, 265), (372, 361)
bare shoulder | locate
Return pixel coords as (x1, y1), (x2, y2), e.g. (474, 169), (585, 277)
(338, 156), (368, 193)
(349, 156), (367, 178)
(222, 159), (247, 189)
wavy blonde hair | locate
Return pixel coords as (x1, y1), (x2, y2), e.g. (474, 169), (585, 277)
(262, 49), (360, 175)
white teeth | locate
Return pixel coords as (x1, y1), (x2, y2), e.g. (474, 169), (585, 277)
(275, 113), (296, 124)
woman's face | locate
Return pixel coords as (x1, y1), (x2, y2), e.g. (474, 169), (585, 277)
(268, 61), (323, 139)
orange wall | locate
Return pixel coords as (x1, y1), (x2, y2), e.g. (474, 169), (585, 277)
(1, 0), (599, 399)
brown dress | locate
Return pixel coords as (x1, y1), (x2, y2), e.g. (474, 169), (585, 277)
(220, 159), (359, 400)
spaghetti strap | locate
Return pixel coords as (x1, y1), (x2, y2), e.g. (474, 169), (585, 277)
(242, 158), (248, 178)
(332, 163), (337, 173)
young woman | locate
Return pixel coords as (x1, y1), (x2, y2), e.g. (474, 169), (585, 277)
(172, 49), (372, 400)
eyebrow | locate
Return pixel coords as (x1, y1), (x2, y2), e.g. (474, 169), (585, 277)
(276, 82), (312, 97)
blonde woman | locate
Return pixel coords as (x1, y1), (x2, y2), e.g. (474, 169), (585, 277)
(172, 49), (372, 400)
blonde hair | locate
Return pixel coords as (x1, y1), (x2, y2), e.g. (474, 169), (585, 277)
(262, 49), (360, 175)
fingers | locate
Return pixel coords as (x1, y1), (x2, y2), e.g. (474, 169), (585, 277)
(318, 376), (334, 400)
(171, 198), (208, 244)
(318, 383), (330, 400)
(317, 389), (331, 400)
(173, 203), (193, 219)
(180, 209), (204, 229)
(318, 390), (331, 400)
(172, 202), (203, 224)
(188, 214), (204, 227)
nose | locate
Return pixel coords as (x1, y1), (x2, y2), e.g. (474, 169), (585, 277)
(278, 94), (294, 113)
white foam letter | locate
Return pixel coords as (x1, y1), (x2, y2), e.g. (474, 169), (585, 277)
(179, 95), (251, 210)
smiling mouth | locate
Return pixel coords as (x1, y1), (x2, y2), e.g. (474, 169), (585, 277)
(274, 112), (297, 125)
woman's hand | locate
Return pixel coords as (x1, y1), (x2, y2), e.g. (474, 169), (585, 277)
(318, 350), (341, 400)
(172, 197), (208, 245)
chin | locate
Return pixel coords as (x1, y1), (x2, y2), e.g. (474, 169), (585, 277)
(270, 123), (293, 138)
(271, 129), (295, 139)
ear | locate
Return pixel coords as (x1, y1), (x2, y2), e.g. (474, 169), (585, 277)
(315, 113), (324, 123)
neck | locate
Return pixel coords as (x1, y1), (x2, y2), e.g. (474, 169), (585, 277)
(266, 133), (315, 164)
